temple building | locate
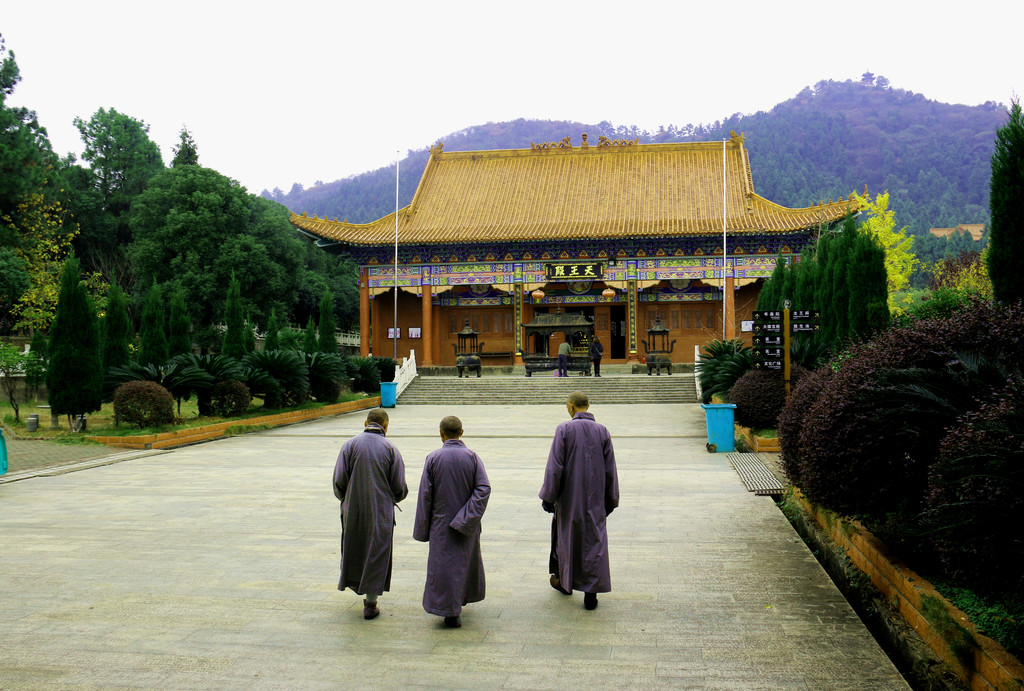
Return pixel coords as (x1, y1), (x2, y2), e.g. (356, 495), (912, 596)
(290, 132), (858, 367)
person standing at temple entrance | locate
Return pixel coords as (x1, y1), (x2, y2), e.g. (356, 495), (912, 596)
(589, 336), (604, 377)
(540, 391), (619, 610)
(557, 338), (571, 377)
(413, 415), (491, 628)
(333, 408), (409, 620)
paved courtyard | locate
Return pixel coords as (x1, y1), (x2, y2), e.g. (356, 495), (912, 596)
(0, 403), (909, 689)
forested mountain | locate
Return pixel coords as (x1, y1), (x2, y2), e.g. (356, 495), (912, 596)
(266, 75), (1007, 241)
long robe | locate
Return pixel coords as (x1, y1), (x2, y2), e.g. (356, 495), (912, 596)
(333, 424), (408, 596)
(539, 411), (619, 594)
(413, 439), (490, 617)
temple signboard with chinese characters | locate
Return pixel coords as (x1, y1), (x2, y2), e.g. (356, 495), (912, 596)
(291, 133), (860, 366)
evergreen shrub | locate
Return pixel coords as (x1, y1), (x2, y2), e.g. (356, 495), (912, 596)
(776, 367), (832, 484)
(730, 365), (808, 430)
(374, 356), (397, 383)
(113, 380), (174, 429)
(209, 380), (252, 418)
(348, 356), (381, 393)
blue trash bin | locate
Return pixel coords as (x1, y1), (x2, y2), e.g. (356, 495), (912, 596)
(700, 403), (736, 452)
(380, 381), (397, 408)
(1, 426), (8, 476)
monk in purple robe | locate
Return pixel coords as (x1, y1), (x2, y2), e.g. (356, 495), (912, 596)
(539, 390), (619, 610)
(413, 415), (490, 628)
(333, 408), (408, 620)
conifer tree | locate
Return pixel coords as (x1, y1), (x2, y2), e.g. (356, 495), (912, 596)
(318, 290), (338, 354)
(847, 230), (891, 341)
(102, 283), (132, 371)
(828, 215), (858, 344)
(221, 273), (245, 358)
(138, 284), (168, 367)
(46, 258), (102, 426)
(264, 309), (280, 351)
(987, 99), (1024, 304)
(303, 317), (318, 354)
(243, 318), (256, 353)
(813, 233), (835, 347)
(167, 289), (192, 357)
(757, 256), (786, 311)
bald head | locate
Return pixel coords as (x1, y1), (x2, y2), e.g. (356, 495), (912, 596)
(440, 415), (463, 440)
(365, 408), (389, 428)
(567, 391), (589, 409)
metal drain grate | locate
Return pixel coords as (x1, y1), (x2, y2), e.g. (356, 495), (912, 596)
(727, 453), (784, 496)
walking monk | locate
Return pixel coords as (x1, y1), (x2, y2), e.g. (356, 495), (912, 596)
(333, 408), (408, 620)
(413, 415), (491, 628)
(540, 390), (619, 610)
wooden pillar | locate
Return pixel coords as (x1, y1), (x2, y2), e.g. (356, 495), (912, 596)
(514, 283), (524, 365)
(420, 284), (433, 365)
(626, 279), (640, 362)
(724, 275), (737, 339)
(359, 270), (370, 358)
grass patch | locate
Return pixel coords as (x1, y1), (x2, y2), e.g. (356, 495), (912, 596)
(1, 392), (368, 441)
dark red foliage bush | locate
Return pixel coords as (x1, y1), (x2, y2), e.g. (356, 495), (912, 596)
(919, 381), (1024, 595)
(783, 298), (1024, 522)
(730, 365), (808, 430)
(777, 367), (832, 484)
(113, 380), (174, 429)
(209, 380), (251, 418)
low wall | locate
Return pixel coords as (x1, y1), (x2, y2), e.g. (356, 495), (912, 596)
(789, 489), (1024, 690)
(86, 397), (381, 450)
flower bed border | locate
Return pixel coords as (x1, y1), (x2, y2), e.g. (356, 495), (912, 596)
(734, 424), (781, 453)
(790, 488), (1024, 690)
(86, 397), (381, 450)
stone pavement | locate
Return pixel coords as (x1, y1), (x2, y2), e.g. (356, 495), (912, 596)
(0, 403), (909, 690)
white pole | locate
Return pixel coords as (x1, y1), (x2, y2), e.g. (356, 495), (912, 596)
(394, 152), (399, 359)
(722, 139), (727, 340)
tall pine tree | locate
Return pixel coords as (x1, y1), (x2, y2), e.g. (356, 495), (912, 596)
(264, 309), (280, 351)
(318, 290), (337, 354)
(138, 284), (168, 367)
(46, 258), (102, 426)
(847, 230), (891, 341)
(987, 99), (1024, 304)
(102, 283), (132, 371)
(221, 273), (245, 358)
(303, 317), (318, 354)
(168, 289), (192, 357)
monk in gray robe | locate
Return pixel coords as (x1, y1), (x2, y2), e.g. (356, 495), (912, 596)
(413, 415), (490, 628)
(540, 390), (619, 610)
(333, 408), (408, 620)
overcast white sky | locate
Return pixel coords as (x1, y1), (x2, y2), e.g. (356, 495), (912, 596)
(4, 1), (1019, 195)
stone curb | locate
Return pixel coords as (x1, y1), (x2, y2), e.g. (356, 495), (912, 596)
(84, 397), (381, 450)
(791, 488), (1024, 690)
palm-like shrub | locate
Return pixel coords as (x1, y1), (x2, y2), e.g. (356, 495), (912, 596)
(347, 356), (381, 394)
(697, 339), (753, 404)
(307, 352), (348, 403)
(373, 356), (397, 383)
(168, 354), (243, 416)
(243, 350), (309, 408)
(106, 360), (215, 415)
(113, 380), (174, 429)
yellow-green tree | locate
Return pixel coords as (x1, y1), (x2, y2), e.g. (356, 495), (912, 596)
(853, 192), (918, 312)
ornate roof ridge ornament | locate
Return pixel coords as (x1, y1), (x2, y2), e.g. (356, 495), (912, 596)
(429, 142), (444, 155)
(530, 136), (573, 150)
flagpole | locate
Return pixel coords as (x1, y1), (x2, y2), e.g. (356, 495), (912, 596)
(722, 138), (727, 340)
(393, 151), (399, 360)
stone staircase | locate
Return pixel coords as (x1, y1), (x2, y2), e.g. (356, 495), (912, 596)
(398, 367), (697, 405)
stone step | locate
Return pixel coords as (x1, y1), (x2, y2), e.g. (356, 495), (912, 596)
(397, 374), (697, 405)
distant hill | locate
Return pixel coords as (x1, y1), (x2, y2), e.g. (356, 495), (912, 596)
(265, 75), (1008, 239)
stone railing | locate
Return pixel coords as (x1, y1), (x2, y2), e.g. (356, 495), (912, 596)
(395, 350), (418, 397)
(693, 345), (703, 401)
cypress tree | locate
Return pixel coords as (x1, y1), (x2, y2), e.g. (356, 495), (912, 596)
(264, 309), (280, 351)
(303, 317), (318, 354)
(847, 230), (891, 341)
(814, 233), (835, 348)
(779, 257), (795, 308)
(46, 258), (103, 426)
(243, 318), (256, 353)
(221, 274), (245, 359)
(168, 289), (192, 357)
(987, 99), (1024, 304)
(102, 283), (132, 371)
(138, 284), (168, 367)
(829, 215), (858, 344)
(318, 290), (338, 354)
(757, 256), (785, 311)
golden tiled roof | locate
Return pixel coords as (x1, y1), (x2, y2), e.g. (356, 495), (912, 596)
(291, 134), (859, 246)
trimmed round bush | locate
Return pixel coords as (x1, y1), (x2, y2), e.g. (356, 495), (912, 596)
(729, 365), (807, 430)
(113, 380), (174, 429)
(777, 367), (832, 484)
(209, 379), (252, 418)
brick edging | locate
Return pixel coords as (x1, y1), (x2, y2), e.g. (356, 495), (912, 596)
(85, 397), (382, 450)
(791, 488), (1024, 690)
